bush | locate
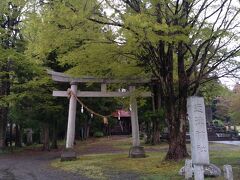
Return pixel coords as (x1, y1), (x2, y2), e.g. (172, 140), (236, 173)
(212, 119), (224, 127)
(93, 131), (104, 138)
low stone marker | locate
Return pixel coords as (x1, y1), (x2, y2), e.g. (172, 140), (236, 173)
(179, 163), (221, 177)
(185, 159), (193, 180)
(223, 165), (233, 180)
(188, 96), (209, 180)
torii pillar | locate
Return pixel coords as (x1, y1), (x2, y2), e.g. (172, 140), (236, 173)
(61, 82), (78, 161)
(129, 86), (146, 158)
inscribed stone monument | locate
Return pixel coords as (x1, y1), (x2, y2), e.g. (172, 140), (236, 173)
(187, 96), (210, 165)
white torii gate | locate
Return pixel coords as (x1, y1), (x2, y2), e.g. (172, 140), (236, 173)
(47, 70), (152, 161)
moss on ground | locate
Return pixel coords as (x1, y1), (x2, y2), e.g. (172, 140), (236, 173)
(51, 152), (184, 180)
(51, 137), (240, 180)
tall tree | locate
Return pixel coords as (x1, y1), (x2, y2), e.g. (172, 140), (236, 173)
(87, 0), (240, 160)
(24, 0), (124, 147)
(0, 0), (27, 148)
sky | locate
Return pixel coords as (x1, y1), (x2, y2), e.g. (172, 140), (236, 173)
(220, 77), (239, 90)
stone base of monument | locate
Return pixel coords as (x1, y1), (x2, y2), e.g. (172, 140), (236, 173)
(179, 163), (221, 177)
(129, 146), (146, 158)
(61, 148), (77, 161)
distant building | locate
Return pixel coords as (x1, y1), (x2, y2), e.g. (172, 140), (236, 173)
(111, 109), (131, 135)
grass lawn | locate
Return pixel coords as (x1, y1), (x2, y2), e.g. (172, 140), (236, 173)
(51, 137), (240, 180)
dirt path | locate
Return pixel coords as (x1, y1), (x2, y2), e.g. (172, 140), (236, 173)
(0, 136), (136, 180)
(0, 149), (90, 180)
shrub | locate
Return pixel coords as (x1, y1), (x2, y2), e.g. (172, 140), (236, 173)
(93, 131), (104, 138)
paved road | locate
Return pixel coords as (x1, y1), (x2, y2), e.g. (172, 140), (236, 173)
(0, 150), (90, 180)
(211, 141), (240, 146)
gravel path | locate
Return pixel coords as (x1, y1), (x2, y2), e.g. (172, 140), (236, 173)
(0, 136), (139, 180)
(0, 149), (90, 180)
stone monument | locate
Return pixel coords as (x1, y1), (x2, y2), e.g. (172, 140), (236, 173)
(188, 96), (209, 180)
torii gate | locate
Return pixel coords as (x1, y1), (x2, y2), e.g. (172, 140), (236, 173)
(47, 70), (152, 161)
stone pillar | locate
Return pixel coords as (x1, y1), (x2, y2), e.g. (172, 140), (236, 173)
(185, 159), (193, 180)
(223, 165), (233, 180)
(61, 82), (78, 161)
(66, 82), (78, 148)
(129, 86), (145, 158)
(194, 165), (204, 180)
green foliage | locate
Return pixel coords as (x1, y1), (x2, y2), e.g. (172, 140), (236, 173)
(199, 80), (232, 105)
(144, 108), (165, 123)
(212, 119), (225, 127)
(93, 131), (104, 138)
(24, 0), (148, 79)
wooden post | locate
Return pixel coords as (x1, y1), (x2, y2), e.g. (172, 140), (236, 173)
(129, 86), (145, 158)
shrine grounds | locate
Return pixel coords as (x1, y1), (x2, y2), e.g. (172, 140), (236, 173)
(0, 136), (240, 180)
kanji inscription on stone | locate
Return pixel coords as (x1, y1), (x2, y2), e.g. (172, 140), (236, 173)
(187, 96), (209, 165)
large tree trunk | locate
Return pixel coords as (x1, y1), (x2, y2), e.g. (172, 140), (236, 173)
(165, 100), (188, 160)
(145, 83), (162, 145)
(165, 43), (189, 160)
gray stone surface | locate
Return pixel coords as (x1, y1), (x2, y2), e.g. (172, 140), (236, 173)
(194, 164), (204, 180)
(129, 146), (146, 158)
(129, 86), (140, 147)
(61, 148), (77, 161)
(184, 159), (193, 180)
(66, 83), (78, 149)
(179, 163), (221, 177)
(187, 96), (209, 165)
(204, 163), (221, 177)
(223, 165), (233, 180)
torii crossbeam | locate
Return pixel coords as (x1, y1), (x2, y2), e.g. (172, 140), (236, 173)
(47, 70), (152, 161)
